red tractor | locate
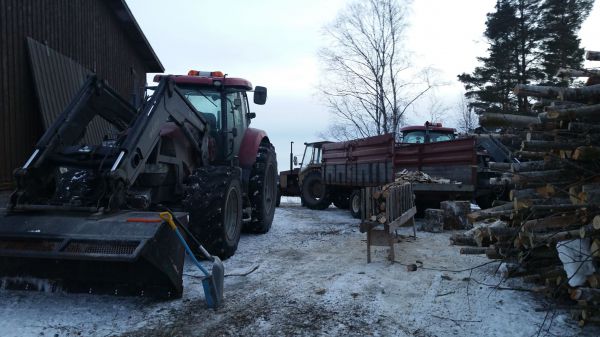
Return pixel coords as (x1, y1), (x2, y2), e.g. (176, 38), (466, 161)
(1, 70), (278, 297)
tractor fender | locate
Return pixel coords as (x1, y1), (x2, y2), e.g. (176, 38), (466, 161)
(239, 128), (269, 169)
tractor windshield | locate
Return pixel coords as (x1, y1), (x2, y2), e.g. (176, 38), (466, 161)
(178, 85), (222, 131)
(300, 144), (323, 168)
(402, 130), (455, 144)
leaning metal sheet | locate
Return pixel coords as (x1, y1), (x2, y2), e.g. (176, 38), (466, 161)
(26, 37), (114, 144)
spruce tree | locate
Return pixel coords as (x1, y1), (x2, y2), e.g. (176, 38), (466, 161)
(538, 0), (594, 86)
(458, 0), (543, 114)
(458, 0), (594, 114)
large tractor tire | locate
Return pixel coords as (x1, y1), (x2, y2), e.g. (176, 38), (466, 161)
(300, 171), (331, 210)
(245, 144), (278, 233)
(183, 166), (243, 260)
(349, 190), (361, 219)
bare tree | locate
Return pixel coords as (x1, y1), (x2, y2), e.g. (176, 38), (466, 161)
(319, 0), (435, 140)
(456, 94), (478, 134)
(420, 92), (450, 124)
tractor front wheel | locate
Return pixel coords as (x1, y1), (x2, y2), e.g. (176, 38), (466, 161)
(183, 166), (243, 260)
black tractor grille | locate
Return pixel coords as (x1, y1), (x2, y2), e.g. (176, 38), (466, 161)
(0, 238), (61, 252)
(63, 240), (140, 255)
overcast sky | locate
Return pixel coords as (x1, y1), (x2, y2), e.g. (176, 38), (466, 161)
(127, 0), (599, 169)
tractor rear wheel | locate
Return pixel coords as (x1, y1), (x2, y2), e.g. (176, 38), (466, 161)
(183, 166), (243, 260)
(300, 171), (331, 210)
(245, 144), (278, 233)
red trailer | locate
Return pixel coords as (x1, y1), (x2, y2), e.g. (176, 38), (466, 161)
(318, 123), (495, 217)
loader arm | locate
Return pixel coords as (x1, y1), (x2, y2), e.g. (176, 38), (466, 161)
(11, 75), (209, 212)
(109, 77), (209, 187)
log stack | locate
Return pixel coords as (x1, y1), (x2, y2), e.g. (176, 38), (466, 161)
(455, 51), (600, 326)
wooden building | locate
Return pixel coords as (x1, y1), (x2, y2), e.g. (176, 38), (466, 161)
(0, 0), (164, 188)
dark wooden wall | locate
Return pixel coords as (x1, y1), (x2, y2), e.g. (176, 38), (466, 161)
(0, 0), (160, 188)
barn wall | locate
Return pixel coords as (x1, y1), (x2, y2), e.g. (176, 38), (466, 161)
(0, 0), (159, 188)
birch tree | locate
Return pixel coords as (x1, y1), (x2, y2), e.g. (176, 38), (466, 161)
(319, 0), (434, 140)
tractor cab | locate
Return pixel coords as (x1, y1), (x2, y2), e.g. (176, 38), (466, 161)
(399, 122), (456, 144)
(154, 70), (267, 164)
(299, 141), (331, 172)
(277, 141), (331, 204)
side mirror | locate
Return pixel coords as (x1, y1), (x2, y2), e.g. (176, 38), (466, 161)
(253, 86), (267, 105)
(293, 156), (298, 166)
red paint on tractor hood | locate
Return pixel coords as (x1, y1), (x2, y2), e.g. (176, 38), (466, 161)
(154, 75), (253, 91)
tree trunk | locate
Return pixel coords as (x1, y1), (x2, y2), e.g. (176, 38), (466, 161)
(450, 233), (478, 246)
(568, 122), (600, 133)
(479, 112), (540, 128)
(546, 103), (600, 121)
(521, 140), (588, 152)
(521, 215), (580, 232)
(513, 84), (600, 102)
(573, 146), (600, 161)
(586, 51), (600, 61)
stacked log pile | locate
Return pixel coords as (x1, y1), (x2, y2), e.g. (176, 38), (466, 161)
(454, 51), (600, 326)
(366, 180), (411, 224)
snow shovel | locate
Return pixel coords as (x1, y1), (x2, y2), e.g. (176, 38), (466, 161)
(159, 211), (224, 309)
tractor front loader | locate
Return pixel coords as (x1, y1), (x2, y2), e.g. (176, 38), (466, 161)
(0, 70), (278, 299)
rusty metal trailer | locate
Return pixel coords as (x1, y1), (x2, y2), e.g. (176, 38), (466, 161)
(321, 134), (485, 216)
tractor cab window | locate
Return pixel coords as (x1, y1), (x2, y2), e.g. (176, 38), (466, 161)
(179, 86), (221, 132)
(402, 131), (426, 144)
(300, 144), (323, 168)
(402, 130), (456, 144)
(429, 131), (455, 142)
(225, 91), (245, 130)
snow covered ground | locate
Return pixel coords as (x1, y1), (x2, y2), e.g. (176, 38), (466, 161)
(1, 197), (599, 337)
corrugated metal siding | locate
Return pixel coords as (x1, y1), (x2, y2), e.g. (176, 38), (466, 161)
(27, 37), (116, 144)
(0, 0), (157, 188)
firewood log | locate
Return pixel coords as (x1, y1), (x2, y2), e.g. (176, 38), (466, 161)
(521, 140), (588, 152)
(479, 112), (541, 128)
(528, 229), (580, 246)
(556, 68), (600, 78)
(586, 51), (600, 61)
(450, 233), (477, 246)
(511, 160), (562, 173)
(568, 122), (600, 133)
(570, 287), (600, 302)
(467, 202), (513, 223)
(460, 247), (488, 255)
(546, 104), (600, 121)
(521, 215), (580, 232)
(573, 146), (600, 161)
(514, 84), (600, 102)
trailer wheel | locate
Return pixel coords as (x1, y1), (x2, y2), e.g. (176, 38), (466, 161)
(183, 166), (243, 260)
(350, 190), (361, 219)
(300, 171), (331, 210)
(246, 144), (278, 233)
